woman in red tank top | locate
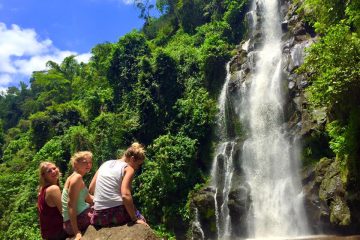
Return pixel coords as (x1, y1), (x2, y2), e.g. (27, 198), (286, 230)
(37, 162), (67, 240)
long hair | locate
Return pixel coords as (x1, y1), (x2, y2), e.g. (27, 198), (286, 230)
(38, 162), (60, 193)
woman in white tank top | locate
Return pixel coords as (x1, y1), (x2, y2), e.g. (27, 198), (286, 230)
(89, 142), (148, 228)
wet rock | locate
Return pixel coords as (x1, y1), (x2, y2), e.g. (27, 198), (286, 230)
(191, 188), (217, 240)
(330, 196), (351, 226)
(319, 161), (346, 201)
(282, 20), (289, 32)
(228, 183), (251, 238)
(302, 158), (352, 233)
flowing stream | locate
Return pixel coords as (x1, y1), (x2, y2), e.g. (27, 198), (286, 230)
(210, 0), (310, 238)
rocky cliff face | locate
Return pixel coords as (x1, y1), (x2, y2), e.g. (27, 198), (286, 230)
(189, 0), (360, 238)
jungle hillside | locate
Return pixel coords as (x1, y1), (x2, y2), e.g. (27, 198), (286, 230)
(0, 0), (359, 239)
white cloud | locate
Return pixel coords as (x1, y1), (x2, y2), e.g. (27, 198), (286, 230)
(122, 0), (134, 5)
(76, 53), (92, 64)
(0, 74), (12, 85)
(0, 22), (92, 89)
(13, 50), (76, 75)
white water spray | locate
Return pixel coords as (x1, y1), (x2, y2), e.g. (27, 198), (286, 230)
(241, 0), (309, 237)
(211, 63), (236, 240)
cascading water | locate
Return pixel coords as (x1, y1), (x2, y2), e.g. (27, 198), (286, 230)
(211, 63), (236, 240)
(241, 0), (310, 237)
(210, 0), (310, 239)
(192, 208), (205, 240)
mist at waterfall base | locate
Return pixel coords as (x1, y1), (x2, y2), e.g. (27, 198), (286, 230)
(207, 0), (311, 239)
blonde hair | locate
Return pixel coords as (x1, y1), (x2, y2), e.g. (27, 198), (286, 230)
(70, 151), (93, 169)
(123, 142), (145, 162)
(38, 162), (60, 192)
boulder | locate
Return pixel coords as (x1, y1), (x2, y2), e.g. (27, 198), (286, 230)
(81, 224), (160, 240)
(191, 187), (217, 239)
(302, 158), (351, 234)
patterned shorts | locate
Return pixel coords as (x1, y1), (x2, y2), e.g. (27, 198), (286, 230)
(90, 205), (146, 227)
(63, 207), (92, 236)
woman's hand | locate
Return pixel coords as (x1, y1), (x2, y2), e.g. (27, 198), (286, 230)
(135, 219), (149, 227)
(68, 174), (84, 237)
(75, 232), (82, 240)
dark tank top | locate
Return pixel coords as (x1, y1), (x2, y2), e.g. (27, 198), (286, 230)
(38, 185), (64, 239)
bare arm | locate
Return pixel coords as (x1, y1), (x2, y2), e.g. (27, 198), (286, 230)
(89, 170), (98, 195)
(45, 185), (62, 213)
(121, 167), (148, 226)
(68, 174), (83, 238)
(85, 193), (94, 205)
(121, 167), (137, 221)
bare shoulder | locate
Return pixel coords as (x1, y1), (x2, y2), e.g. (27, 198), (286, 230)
(124, 165), (135, 175)
(45, 185), (61, 202)
(70, 172), (83, 183)
(46, 185), (61, 193)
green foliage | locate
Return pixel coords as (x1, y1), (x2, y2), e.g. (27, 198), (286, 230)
(89, 42), (114, 76)
(163, 31), (201, 83)
(33, 136), (70, 172)
(31, 71), (72, 109)
(153, 224), (176, 240)
(90, 112), (139, 162)
(65, 126), (93, 154)
(223, 0), (249, 42)
(0, 0), (263, 237)
(153, 50), (183, 119)
(173, 87), (216, 140)
(177, 0), (209, 33)
(0, 83), (33, 130)
(199, 33), (231, 94)
(298, 24), (360, 113)
(135, 134), (198, 229)
(345, 0), (360, 35)
(108, 31), (150, 105)
(29, 102), (86, 149)
(2, 134), (33, 166)
(143, 14), (177, 41)
(156, 0), (178, 14)
(300, 0), (345, 34)
(326, 109), (360, 182)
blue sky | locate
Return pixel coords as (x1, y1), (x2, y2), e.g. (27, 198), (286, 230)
(0, 0), (157, 92)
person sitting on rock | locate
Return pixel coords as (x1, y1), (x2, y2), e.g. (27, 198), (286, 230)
(89, 142), (148, 228)
(62, 151), (94, 240)
(38, 162), (67, 240)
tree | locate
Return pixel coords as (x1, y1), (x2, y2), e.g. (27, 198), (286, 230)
(135, 134), (198, 230)
(135, 0), (154, 24)
(108, 31), (150, 105)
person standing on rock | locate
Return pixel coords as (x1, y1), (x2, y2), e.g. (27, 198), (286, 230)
(89, 142), (148, 228)
(38, 162), (67, 240)
(62, 151), (94, 240)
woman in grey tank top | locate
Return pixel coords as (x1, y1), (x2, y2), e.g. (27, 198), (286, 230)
(89, 142), (148, 228)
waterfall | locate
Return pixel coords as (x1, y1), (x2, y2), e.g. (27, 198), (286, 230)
(211, 63), (236, 240)
(210, 0), (310, 239)
(241, 0), (309, 237)
(192, 208), (205, 240)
